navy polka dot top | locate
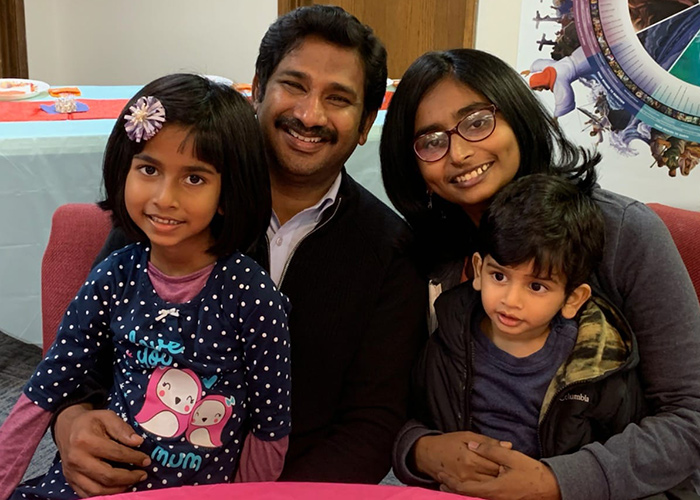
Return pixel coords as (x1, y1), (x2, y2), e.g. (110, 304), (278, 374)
(23, 243), (291, 495)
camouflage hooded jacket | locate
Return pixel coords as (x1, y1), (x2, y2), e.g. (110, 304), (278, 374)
(411, 281), (647, 458)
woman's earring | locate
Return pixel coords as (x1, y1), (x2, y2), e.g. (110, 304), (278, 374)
(427, 190), (433, 210)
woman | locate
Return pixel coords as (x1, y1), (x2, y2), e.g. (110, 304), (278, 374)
(380, 49), (700, 500)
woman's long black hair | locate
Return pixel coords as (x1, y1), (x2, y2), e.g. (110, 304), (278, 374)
(380, 49), (599, 279)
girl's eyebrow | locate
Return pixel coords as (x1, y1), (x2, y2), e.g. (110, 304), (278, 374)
(183, 165), (218, 175)
(132, 154), (217, 174)
(133, 153), (161, 166)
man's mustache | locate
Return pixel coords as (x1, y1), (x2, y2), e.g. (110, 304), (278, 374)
(275, 116), (337, 144)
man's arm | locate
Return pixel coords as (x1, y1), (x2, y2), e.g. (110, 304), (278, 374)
(279, 247), (427, 483)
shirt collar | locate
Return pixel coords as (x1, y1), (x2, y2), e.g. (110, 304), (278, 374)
(270, 171), (342, 229)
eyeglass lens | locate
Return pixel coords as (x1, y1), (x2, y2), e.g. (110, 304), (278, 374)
(414, 107), (496, 162)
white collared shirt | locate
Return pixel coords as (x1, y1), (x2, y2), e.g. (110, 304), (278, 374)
(267, 173), (342, 285)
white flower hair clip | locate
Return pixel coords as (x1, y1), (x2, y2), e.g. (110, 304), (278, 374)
(124, 96), (166, 142)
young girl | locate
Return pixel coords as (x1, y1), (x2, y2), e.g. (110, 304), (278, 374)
(0, 73), (292, 499)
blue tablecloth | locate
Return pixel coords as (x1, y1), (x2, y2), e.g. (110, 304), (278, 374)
(0, 86), (388, 346)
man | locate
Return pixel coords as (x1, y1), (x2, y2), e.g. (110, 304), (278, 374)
(51, 5), (427, 496)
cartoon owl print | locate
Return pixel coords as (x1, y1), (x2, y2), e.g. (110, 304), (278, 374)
(135, 367), (202, 438)
(185, 395), (233, 448)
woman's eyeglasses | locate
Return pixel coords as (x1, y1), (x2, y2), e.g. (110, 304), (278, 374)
(413, 105), (498, 162)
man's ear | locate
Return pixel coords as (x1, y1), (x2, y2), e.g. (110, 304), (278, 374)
(561, 283), (592, 319)
(358, 110), (378, 145)
(471, 253), (484, 291)
(251, 74), (261, 112)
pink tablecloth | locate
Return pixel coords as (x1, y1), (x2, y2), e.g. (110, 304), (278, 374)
(94, 482), (476, 500)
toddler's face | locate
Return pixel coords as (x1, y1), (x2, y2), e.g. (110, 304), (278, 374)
(472, 253), (575, 343)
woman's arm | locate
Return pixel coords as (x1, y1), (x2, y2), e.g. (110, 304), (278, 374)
(543, 196), (700, 500)
(393, 420), (505, 487)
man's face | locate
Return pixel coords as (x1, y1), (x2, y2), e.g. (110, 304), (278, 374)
(253, 35), (376, 185)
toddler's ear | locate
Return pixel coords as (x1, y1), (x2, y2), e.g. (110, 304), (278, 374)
(561, 283), (592, 319)
(471, 253), (484, 291)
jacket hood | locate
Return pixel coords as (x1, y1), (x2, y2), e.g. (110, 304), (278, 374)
(540, 296), (639, 419)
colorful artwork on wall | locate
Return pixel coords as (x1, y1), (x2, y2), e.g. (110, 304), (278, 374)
(518, 0), (700, 208)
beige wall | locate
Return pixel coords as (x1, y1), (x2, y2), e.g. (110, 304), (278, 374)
(476, 0), (522, 68)
(24, 0), (523, 85)
(24, 0), (278, 85)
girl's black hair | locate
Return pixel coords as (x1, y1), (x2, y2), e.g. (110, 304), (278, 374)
(380, 48), (600, 278)
(100, 73), (271, 259)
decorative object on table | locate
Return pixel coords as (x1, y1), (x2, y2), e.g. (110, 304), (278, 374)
(39, 96), (89, 115)
(48, 87), (82, 97)
(54, 95), (77, 113)
(0, 78), (50, 101)
(124, 95), (166, 142)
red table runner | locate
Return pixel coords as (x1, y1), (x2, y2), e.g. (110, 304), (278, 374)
(0, 90), (393, 123)
(0, 99), (128, 122)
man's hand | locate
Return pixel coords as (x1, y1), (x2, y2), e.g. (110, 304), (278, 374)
(412, 431), (512, 483)
(438, 441), (562, 500)
(54, 404), (150, 498)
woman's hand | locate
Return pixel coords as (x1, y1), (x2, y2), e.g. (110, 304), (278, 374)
(438, 440), (562, 500)
(412, 431), (511, 483)
(54, 404), (150, 498)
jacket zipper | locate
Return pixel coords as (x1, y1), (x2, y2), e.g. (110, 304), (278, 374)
(277, 197), (342, 289)
(465, 339), (475, 429)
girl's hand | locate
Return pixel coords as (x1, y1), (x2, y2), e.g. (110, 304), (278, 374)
(55, 404), (150, 497)
(438, 441), (561, 500)
(412, 431), (512, 483)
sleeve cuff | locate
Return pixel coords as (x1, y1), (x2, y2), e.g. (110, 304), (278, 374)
(392, 420), (442, 487)
(543, 448), (610, 500)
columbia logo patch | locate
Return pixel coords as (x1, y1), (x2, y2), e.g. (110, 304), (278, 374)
(559, 393), (590, 403)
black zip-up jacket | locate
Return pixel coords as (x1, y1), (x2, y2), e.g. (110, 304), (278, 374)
(412, 282), (646, 459)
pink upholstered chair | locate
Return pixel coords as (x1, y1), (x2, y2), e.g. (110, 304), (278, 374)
(41, 203), (112, 354)
(648, 203), (700, 303)
(38, 202), (700, 355)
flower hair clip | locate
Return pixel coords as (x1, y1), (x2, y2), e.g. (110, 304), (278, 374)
(124, 96), (166, 142)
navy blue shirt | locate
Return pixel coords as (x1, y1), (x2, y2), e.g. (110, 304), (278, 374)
(22, 244), (291, 497)
(470, 311), (578, 458)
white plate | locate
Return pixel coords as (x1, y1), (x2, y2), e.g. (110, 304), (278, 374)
(0, 78), (50, 101)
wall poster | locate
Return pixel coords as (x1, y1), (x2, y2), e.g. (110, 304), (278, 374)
(517, 0), (700, 209)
